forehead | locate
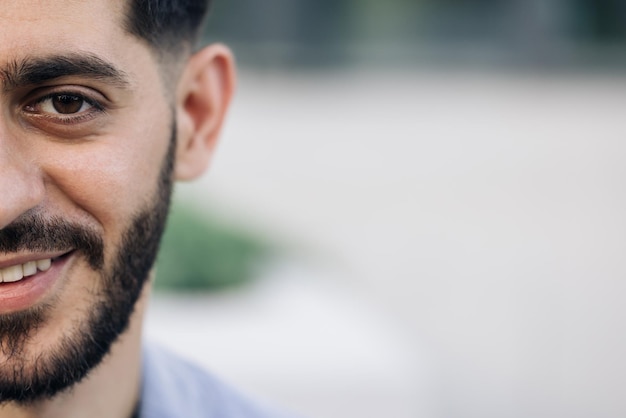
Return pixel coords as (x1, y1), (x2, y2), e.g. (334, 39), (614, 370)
(0, 0), (150, 80)
(0, 0), (127, 46)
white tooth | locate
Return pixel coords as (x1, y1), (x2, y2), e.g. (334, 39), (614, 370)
(36, 259), (52, 272)
(23, 261), (37, 277)
(2, 265), (24, 283)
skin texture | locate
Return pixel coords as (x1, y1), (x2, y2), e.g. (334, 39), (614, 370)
(0, 1), (236, 417)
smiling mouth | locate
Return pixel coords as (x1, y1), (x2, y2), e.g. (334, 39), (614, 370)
(0, 252), (73, 284)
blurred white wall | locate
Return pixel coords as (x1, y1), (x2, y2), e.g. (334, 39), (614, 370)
(166, 69), (626, 418)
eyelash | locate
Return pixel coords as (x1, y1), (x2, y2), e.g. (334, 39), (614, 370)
(24, 91), (106, 125)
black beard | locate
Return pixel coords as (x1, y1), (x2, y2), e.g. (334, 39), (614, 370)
(0, 127), (175, 405)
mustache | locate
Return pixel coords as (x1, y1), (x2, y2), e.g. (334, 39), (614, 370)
(0, 214), (104, 270)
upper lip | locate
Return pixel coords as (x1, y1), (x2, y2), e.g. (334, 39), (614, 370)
(0, 250), (73, 269)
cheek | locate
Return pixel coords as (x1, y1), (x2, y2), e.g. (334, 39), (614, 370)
(42, 137), (168, 232)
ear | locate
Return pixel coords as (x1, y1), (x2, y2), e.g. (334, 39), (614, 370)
(174, 44), (236, 181)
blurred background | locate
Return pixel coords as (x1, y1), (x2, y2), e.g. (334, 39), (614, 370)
(145, 1), (626, 417)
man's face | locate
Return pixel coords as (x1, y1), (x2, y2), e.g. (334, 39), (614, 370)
(0, 0), (177, 403)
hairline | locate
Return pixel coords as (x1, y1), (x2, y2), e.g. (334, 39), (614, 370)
(121, 0), (208, 61)
(118, 0), (211, 97)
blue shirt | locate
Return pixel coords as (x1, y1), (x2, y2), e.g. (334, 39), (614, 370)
(139, 343), (295, 418)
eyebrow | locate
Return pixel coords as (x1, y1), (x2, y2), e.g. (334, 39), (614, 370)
(1, 53), (131, 91)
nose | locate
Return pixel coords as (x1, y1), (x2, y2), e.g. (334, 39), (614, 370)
(0, 148), (45, 230)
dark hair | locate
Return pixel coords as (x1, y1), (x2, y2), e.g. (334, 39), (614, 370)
(125, 0), (213, 54)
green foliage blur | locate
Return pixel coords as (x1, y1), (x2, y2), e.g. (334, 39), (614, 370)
(155, 203), (270, 292)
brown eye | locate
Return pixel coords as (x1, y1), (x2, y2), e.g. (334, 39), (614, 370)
(52, 95), (84, 114)
(23, 90), (103, 124)
(25, 93), (96, 117)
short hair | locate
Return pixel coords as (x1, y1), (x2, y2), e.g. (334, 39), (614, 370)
(125, 0), (213, 55)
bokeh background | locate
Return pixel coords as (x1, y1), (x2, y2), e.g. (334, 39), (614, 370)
(145, 2), (626, 417)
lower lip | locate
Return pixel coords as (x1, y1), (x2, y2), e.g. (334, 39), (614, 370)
(0, 252), (75, 314)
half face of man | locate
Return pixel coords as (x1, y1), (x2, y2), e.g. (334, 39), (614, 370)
(0, 0), (178, 404)
(0, 131), (174, 403)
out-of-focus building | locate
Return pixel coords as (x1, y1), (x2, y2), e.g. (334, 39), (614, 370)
(203, 0), (626, 69)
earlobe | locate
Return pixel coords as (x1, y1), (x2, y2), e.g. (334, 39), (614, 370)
(174, 44), (236, 181)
